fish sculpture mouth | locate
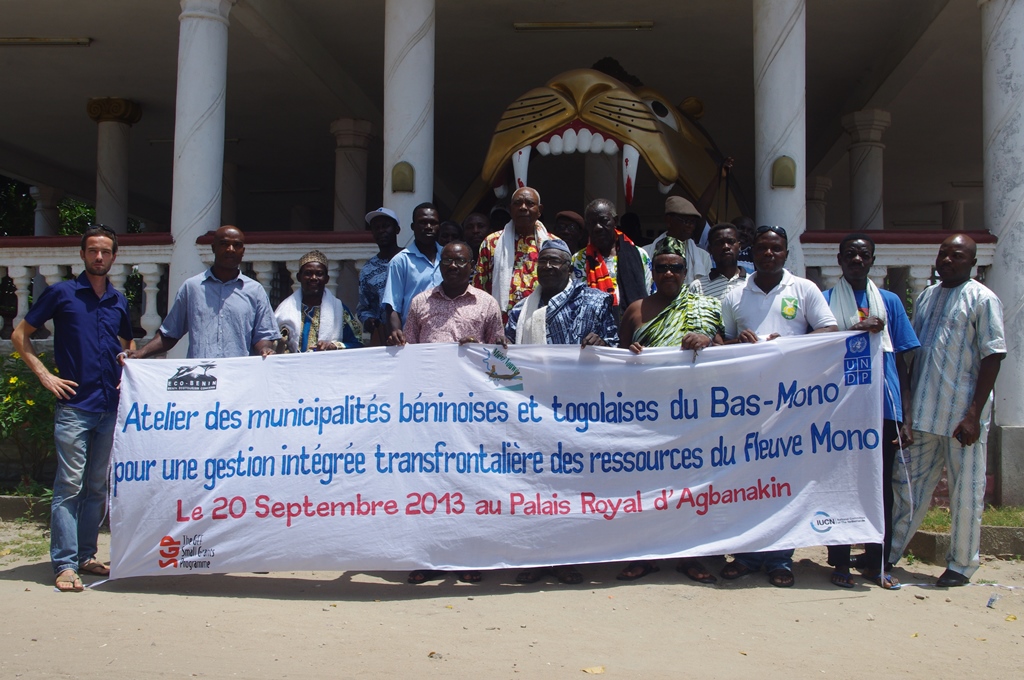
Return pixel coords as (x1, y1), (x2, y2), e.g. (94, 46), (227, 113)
(477, 68), (721, 207)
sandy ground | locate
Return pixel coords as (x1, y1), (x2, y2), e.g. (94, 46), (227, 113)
(0, 520), (1021, 679)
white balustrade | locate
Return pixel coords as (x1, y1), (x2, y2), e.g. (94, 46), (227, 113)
(1, 235), (378, 343)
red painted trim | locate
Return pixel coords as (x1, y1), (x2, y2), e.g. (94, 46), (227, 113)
(0, 233), (174, 248)
(800, 230), (997, 245)
(195, 230), (374, 245)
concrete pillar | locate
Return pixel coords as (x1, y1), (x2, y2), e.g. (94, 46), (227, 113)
(29, 185), (62, 236)
(331, 118), (374, 231)
(841, 109), (891, 232)
(383, 0), (434, 244)
(942, 199), (965, 231)
(980, 0), (1024, 504)
(87, 98), (142, 233)
(168, 0), (236, 357)
(806, 176), (832, 231)
(29, 185), (63, 302)
(221, 161), (237, 226)
(753, 0), (807, 274)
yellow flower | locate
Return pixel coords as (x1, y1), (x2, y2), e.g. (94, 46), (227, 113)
(26, 400), (35, 406)
(3, 396), (10, 403)
(10, 352), (20, 360)
(8, 376), (17, 384)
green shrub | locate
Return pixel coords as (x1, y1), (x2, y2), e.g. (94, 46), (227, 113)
(0, 351), (57, 484)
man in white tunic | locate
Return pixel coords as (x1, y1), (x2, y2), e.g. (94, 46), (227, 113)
(889, 234), (1005, 587)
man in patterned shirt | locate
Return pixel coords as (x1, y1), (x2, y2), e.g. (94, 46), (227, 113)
(505, 238), (617, 348)
(572, 198), (652, 320)
(474, 186), (550, 319)
(357, 207), (402, 345)
(889, 234), (1005, 587)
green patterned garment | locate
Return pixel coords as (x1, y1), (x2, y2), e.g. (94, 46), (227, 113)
(632, 290), (723, 347)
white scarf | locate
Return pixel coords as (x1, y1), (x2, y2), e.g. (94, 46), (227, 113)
(514, 282), (560, 345)
(275, 287), (346, 353)
(829, 277), (893, 352)
(493, 219), (549, 310)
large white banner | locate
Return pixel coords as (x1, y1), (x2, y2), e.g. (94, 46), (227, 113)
(109, 332), (883, 579)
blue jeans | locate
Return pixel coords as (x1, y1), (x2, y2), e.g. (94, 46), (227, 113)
(50, 404), (116, 576)
(734, 549), (794, 573)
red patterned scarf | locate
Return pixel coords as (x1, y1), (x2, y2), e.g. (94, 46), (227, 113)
(584, 230), (636, 306)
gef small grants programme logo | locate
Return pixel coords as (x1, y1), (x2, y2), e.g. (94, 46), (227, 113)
(157, 533), (215, 570)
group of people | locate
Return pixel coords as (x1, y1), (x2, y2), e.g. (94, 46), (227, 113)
(12, 183), (1005, 594)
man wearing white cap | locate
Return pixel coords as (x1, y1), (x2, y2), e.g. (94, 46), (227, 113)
(357, 207), (403, 345)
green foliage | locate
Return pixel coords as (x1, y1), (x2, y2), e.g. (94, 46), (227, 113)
(0, 177), (35, 237)
(919, 505), (1024, 532)
(0, 352), (57, 483)
(57, 197), (96, 236)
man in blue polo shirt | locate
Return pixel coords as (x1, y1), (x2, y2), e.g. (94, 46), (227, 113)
(383, 203), (442, 345)
(12, 225), (134, 592)
(123, 225), (278, 359)
(822, 233), (920, 590)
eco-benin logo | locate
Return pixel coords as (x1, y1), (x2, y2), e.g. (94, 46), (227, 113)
(167, 363), (217, 391)
(481, 347), (523, 391)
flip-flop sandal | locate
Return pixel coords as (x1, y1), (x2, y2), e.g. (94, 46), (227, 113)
(407, 569), (445, 584)
(55, 569), (84, 592)
(616, 561), (659, 581)
(78, 560), (110, 576)
(830, 570), (856, 588)
(720, 561), (754, 580)
(677, 559), (718, 584)
(860, 569), (901, 590)
(554, 566), (584, 585)
(768, 568), (795, 588)
(458, 570), (482, 583)
(516, 568), (549, 584)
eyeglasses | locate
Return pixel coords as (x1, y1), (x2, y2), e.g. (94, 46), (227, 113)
(755, 225), (788, 239)
(440, 257), (470, 267)
(537, 256), (569, 267)
(653, 263), (687, 274)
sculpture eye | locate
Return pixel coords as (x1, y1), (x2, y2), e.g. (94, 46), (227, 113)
(644, 98), (679, 131)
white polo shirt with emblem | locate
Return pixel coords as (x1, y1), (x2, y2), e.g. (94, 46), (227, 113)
(721, 269), (836, 340)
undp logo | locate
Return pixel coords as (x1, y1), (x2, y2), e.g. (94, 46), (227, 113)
(810, 511), (835, 533)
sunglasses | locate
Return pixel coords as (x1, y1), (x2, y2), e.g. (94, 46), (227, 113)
(755, 225), (788, 239)
(653, 263), (686, 274)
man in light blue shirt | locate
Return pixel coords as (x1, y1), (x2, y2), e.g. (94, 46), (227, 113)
(125, 225), (279, 360)
(383, 203), (442, 345)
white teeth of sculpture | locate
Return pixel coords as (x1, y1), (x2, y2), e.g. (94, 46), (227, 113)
(658, 182), (675, 194)
(493, 184), (508, 199)
(622, 144), (640, 204)
(512, 145), (531, 189)
(576, 128), (593, 153)
(562, 128), (578, 153)
(519, 133), (644, 203)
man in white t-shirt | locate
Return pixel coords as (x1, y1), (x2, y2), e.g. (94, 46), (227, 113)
(721, 225), (837, 343)
(719, 225), (837, 588)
